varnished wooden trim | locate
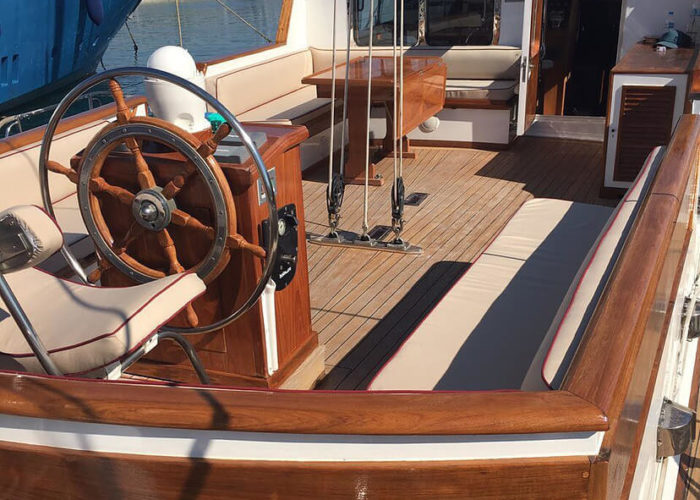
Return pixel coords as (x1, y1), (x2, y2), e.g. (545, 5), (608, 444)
(195, 0), (294, 74)
(275, 0), (294, 44)
(619, 207), (694, 499)
(444, 97), (514, 110)
(0, 373), (607, 435)
(612, 44), (695, 76)
(0, 97), (146, 156)
(408, 139), (511, 150)
(565, 115), (700, 409)
(564, 115), (700, 499)
(0, 440), (592, 499)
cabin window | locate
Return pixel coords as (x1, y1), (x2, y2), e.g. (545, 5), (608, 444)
(353, 0), (420, 46)
(425, 0), (496, 45)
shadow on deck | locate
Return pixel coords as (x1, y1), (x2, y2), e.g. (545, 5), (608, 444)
(318, 261), (470, 390)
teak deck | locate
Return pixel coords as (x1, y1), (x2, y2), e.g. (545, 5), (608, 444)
(302, 137), (614, 390)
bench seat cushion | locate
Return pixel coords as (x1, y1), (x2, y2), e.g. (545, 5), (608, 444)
(369, 198), (613, 391)
(521, 147), (665, 390)
(238, 85), (331, 125)
(445, 79), (518, 102)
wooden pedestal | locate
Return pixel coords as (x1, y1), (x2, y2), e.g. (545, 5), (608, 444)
(77, 123), (323, 388)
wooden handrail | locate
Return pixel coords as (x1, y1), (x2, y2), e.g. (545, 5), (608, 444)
(0, 373), (607, 435)
(564, 115), (700, 410)
(0, 96), (147, 157)
(563, 114), (700, 498)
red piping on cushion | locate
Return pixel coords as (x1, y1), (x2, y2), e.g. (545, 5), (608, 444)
(367, 198), (532, 390)
(539, 147), (662, 389)
(53, 190), (78, 205)
(3, 272), (200, 358)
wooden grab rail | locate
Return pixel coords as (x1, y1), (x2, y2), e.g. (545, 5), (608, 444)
(0, 96), (147, 156)
(0, 374), (607, 435)
(564, 114), (700, 498)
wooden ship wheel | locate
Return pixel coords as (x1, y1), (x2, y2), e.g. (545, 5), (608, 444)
(39, 70), (277, 332)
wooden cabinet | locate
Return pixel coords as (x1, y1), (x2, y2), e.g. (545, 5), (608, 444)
(81, 123), (324, 388)
(603, 45), (692, 191)
(613, 85), (676, 182)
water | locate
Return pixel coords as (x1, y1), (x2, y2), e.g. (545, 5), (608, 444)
(1, 0), (282, 134)
(103, 0), (283, 96)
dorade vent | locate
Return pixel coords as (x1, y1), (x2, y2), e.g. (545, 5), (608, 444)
(614, 85), (676, 182)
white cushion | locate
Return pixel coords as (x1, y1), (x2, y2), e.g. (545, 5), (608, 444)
(0, 121), (110, 210)
(0, 269), (205, 375)
(524, 146), (665, 390)
(213, 50), (315, 116)
(369, 198), (613, 391)
(0, 205), (63, 272)
(445, 79), (517, 101)
(237, 86), (331, 124)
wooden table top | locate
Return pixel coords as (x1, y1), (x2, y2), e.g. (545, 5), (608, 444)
(612, 43), (696, 75)
(302, 56), (446, 88)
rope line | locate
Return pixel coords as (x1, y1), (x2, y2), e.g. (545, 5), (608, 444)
(175, 0), (184, 47)
(327, 0), (338, 202)
(392, 0), (398, 195)
(124, 20), (139, 56)
(338, 0), (353, 177)
(399, 0), (405, 177)
(362, 0), (376, 237)
(214, 0), (273, 44)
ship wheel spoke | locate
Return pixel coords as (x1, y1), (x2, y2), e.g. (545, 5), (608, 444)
(156, 228), (199, 327)
(46, 160), (79, 184)
(161, 164), (196, 200)
(108, 80), (157, 189)
(227, 233), (267, 260)
(108, 79), (133, 125)
(87, 257), (113, 285)
(112, 221), (145, 256)
(124, 137), (157, 189)
(171, 209), (216, 239)
(89, 177), (135, 205)
(197, 123), (231, 157)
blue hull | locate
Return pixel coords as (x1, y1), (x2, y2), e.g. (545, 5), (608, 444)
(0, 0), (142, 113)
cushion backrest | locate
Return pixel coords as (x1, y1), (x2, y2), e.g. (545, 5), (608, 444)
(211, 50), (314, 116)
(309, 46), (521, 80)
(0, 121), (110, 211)
(521, 146), (665, 391)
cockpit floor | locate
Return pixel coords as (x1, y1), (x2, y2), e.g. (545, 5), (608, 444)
(302, 138), (615, 390)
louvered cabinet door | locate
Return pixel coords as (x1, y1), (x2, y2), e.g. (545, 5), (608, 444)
(613, 85), (676, 182)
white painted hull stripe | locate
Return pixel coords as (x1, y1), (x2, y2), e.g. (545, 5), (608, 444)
(0, 415), (604, 462)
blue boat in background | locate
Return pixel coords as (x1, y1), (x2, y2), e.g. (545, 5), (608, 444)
(0, 0), (142, 114)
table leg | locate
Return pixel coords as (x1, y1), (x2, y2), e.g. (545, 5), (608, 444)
(345, 91), (384, 186)
(381, 101), (417, 160)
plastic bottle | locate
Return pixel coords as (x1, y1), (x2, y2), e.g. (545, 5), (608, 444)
(666, 11), (675, 30)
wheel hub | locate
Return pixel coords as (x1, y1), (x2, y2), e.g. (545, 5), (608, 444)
(131, 187), (175, 231)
